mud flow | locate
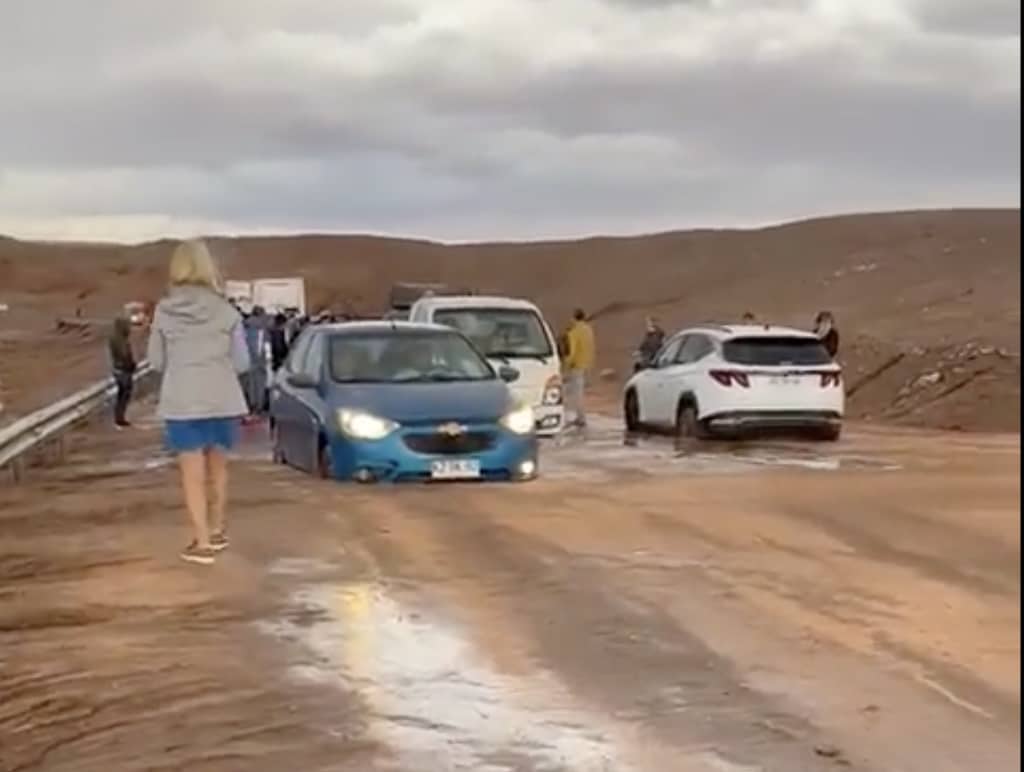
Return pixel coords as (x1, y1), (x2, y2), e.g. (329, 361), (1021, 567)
(0, 410), (1019, 771)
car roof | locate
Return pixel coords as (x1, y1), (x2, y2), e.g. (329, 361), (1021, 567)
(314, 320), (455, 335)
(679, 323), (818, 340)
(413, 294), (540, 311)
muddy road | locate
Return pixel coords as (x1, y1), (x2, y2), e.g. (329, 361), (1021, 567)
(1, 412), (1019, 771)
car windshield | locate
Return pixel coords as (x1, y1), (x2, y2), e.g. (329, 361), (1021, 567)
(328, 331), (496, 383)
(723, 336), (832, 366)
(432, 307), (553, 360)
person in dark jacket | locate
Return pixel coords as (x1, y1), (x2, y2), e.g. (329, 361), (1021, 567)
(636, 316), (666, 367)
(269, 313), (289, 371)
(814, 311), (839, 359)
(108, 314), (137, 428)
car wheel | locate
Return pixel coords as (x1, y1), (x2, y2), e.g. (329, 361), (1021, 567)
(624, 390), (641, 432)
(816, 424), (842, 442)
(316, 441), (332, 479)
(675, 402), (709, 441)
(271, 422), (286, 464)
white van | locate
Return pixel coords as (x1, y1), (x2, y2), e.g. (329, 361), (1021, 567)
(408, 295), (564, 436)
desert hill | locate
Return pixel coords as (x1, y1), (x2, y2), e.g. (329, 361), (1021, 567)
(1, 208), (1019, 431)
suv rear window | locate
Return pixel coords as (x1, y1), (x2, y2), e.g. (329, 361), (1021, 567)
(723, 336), (831, 366)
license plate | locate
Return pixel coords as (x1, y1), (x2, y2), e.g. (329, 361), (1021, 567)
(771, 375), (801, 385)
(430, 459), (481, 480)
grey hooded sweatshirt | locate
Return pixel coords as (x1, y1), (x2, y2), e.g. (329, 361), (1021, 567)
(146, 285), (251, 420)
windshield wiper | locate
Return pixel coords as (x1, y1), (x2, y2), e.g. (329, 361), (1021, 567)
(392, 373), (484, 383)
(488, 351), (550, 363)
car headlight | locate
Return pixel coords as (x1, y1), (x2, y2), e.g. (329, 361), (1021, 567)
(501, 404), (535, 435)
(542, 375), (563, 406)
(336, 408), (399, 440)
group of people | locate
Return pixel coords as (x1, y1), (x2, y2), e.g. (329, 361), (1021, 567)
(631, 310), (841, 369)
(231, 305), (299, 420)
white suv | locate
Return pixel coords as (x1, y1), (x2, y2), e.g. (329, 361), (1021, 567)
(623, 324), (843, 441)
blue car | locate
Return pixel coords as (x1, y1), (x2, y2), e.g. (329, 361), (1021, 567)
(269, 321), (539, 482)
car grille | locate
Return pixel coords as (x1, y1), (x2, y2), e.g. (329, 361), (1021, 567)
(403, 431), (496, 455)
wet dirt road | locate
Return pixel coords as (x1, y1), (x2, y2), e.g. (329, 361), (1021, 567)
(1, 413), (1019, 771)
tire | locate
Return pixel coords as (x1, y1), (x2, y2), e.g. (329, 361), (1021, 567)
(624, 390), (641, 432)
(316, 440), (332, 480)
(270, 422), (286, 465)
(816, 424), (842, 442)
(675, 402), (709, 441)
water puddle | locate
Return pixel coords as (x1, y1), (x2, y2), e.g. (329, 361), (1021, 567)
(267, 557), (340, 577)
(259, 583), (693, 771)
(546, 416), (900, 479)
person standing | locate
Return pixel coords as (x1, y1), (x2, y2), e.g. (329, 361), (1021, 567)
(636, 316), (665, 368)
(242, 306), (270, 419)
(564, 308), (596, 429)
(108, 313), (137, 428)
(269, 312), (290, 371)
(814, 311), (840, 359)
(146, 240), (251, 565)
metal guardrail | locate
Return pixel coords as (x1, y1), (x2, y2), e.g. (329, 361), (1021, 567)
(0, 362), (154, 479)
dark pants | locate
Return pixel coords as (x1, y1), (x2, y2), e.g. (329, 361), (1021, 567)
(114, 371), (134, 424)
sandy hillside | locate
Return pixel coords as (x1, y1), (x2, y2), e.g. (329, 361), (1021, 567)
(0, 209), (1019, 431)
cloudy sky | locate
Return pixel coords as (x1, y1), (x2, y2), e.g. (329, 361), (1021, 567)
(0, 0), (1019, 243)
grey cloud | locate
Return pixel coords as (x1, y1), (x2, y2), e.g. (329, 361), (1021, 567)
(0, 0), (1019, 241)
(910, 0), (1021, 38)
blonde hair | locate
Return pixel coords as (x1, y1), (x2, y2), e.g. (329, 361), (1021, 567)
(168, 239), (222, 291)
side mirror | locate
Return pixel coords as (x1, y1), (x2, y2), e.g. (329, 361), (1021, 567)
(498, 366), (520, 383)
(633, 361), (648, 373)
(286, 372), (319, 389)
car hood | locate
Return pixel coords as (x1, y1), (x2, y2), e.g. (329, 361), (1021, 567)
(326, 380), (513, 425)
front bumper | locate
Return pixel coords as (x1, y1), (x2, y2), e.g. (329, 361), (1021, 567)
(324, 423), (539, 482)
(534, 405), (564, 436)
(705, 410), (842, 436)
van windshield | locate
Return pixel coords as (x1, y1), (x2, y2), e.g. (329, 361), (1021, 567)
(432, 307), (554, 360)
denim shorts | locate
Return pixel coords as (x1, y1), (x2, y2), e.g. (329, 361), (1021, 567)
(164, 417), (240, 454)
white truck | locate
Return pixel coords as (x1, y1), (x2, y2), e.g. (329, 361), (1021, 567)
(226, 278), (306, 316)
(409, 295), (565, 436)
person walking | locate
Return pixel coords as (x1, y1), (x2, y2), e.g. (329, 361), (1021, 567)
(814, 311), (840, 359)
(146, 240), (251, 565)
(564, 308), (596, 429)
(108, 312), (137, 428)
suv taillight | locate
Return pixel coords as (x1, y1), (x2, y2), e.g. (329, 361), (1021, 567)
(820, 372), (842, 388)
(709, 370), (750, 388)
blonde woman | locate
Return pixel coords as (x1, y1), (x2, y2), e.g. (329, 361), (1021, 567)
(147, 240), (251, 565)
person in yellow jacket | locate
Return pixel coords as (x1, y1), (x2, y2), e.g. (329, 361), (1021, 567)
(563, 308), (596, 429)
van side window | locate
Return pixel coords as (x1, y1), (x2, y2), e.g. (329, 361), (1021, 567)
(286, 331), (312, 373)
(302, 333), (324, 379)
